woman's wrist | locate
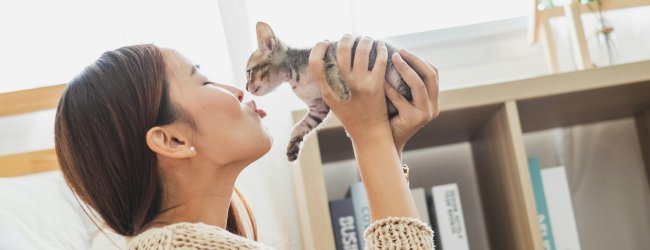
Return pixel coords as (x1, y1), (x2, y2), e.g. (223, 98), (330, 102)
(395, 146), (404, 162)
(348, 123), (393, 147)
(351, 127), (419, 220)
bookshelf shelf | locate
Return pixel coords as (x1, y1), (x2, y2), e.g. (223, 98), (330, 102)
(290, 60), (650, 250)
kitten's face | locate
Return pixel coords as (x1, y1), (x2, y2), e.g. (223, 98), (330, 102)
(246, 22), (286, 96)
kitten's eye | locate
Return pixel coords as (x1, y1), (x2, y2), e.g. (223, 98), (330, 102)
(203, 81), (215, 86)
(246, 70), (252, 80)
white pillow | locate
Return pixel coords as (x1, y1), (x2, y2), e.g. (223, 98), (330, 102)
(0, 171), (126, 250)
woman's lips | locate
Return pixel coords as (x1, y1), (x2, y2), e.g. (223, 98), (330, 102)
(256, 108), (267, 118)
(245, 100), (267, 119)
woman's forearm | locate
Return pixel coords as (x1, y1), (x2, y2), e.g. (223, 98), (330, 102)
(350, 125), (419, 222)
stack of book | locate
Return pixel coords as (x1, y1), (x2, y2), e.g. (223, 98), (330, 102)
(329, 181), (470, 250)
(328, 158), (583, 250)
(528, 158), (582, 250)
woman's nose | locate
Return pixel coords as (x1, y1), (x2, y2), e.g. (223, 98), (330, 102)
(220, 84), (244, 102)
(236, 89), (244, 102)
(232, 87), (244, 102)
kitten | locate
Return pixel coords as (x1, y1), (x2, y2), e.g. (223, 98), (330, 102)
(246, 22), (413, 162)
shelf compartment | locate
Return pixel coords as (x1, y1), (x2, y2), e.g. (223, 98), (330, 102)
(470, 101), (541, 250)
(294, 101), (542, 250)
(517, 79), (650, 133)
(317, 104), (501, 163)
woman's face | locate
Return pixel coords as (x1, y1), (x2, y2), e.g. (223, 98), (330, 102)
(163, 49), (271, 166)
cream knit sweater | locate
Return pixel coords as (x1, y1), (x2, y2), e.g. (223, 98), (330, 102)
(128, 216), (434, 249)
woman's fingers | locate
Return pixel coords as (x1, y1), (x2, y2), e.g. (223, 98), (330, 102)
(336, 34), (355, 76)
(309, 40), (333, 103)
(353, 37), (373, 75)
(425, 61), (441, 117)
(400, 49), (440, 104)
(392, 52), (427, 109)
(384, 83), (410, 112)
(372, 42), (388, 79)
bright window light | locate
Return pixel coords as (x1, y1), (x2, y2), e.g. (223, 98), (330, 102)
(0, 0), (232, 93)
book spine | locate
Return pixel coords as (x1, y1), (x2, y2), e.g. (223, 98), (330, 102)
(329, 198), (360, 250)
(410, 187), (432, 226)
(541, 166), (582, 250)
(432, 183), (470, 250)
(528, 158), (556, 250)
(350, 181), (371, 249)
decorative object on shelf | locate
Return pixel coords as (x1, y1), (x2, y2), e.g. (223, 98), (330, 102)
(583, 0), (620, 66)
(528, 0), (648, 73)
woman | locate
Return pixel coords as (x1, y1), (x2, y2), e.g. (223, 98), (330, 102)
(54, 35), (439, 249)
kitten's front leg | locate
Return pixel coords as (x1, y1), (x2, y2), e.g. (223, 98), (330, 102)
(287, 99), (330, 161)
(324, 49), (351, 102)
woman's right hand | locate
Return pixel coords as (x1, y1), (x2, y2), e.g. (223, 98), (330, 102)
(310, 35), (420, 222)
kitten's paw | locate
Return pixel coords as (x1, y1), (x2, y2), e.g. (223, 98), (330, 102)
(287, 137), (303, 162)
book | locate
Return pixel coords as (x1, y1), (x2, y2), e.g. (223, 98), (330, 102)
(349, 181), (371, 249)
(541, 166), (582, 250)
(528, 158), (556, 250)
(329, 198), (360, 250)
(432, 183), (470, 250)
(410, 187), (432, 227)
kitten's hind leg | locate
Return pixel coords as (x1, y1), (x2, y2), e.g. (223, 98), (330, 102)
(324, 54), (351, 102)
(287, 99), (330, 161)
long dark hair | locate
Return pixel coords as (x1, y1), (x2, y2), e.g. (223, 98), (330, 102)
(54, 44), (257, 240)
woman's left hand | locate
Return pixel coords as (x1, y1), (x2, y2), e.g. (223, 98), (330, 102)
(386, 50), (440, 157)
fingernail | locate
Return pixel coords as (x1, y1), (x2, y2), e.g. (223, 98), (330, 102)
(377, 42), (385, 48)
(393, 52), (404, 62)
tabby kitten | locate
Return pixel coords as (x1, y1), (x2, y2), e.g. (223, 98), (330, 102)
(246, 22), (413, 162)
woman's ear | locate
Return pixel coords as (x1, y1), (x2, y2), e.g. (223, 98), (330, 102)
(146, 126), (197, 159)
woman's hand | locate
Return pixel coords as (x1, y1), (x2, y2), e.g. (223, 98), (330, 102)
(386, 50), (440, 157)
(310, 35), (421, 222)
(309, 35), (392, 143)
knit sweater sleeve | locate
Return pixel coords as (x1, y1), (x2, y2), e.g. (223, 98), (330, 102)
(127, 222), (274, 250)
(364, 216), (435, 249)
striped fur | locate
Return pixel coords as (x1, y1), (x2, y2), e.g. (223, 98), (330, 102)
(246, 22), (413, 161)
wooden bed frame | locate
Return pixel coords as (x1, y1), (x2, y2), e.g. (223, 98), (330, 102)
(0, 84), (66, 177)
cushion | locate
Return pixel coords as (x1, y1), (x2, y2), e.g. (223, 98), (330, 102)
(0, 170), (126, 249)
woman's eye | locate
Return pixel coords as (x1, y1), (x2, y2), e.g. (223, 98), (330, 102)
(203, 81), (215, 86)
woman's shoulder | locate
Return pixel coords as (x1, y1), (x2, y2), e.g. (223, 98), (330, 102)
(128, 222), (274, 250)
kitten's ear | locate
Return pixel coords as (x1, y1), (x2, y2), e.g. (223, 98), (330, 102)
(256, 22), (276, 52)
